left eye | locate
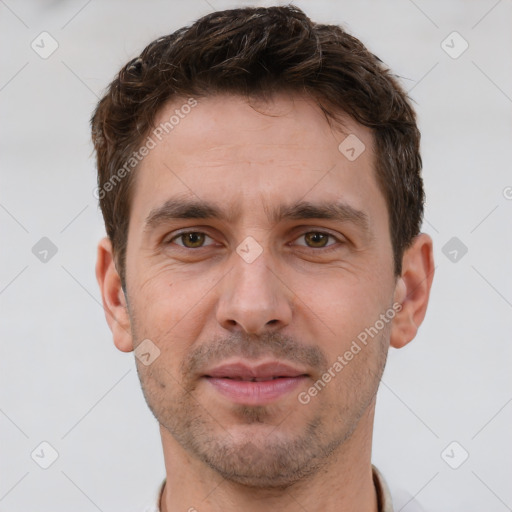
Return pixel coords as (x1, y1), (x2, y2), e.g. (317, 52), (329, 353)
(169, 232), (216, 248)
(294, 231), (338, 249)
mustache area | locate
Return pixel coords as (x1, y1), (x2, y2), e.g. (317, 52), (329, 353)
(179, 331), (329, 383)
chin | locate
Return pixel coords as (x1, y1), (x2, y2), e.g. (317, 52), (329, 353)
(191, 424), (339, 490)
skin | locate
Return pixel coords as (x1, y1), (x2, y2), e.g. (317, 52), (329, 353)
(96, 92), (434, 512)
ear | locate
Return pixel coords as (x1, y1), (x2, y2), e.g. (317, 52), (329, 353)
(95, 237), (133, 352)
(390, 233), (435, 349)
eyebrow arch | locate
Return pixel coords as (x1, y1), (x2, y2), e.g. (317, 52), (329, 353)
(144, 198), (236, 232)
(144, 197), (371, 237)
(269, 201), (370, 232)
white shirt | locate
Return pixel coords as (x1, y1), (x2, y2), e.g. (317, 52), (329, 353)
(143, 464), (397, 512)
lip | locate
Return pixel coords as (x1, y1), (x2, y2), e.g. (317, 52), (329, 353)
(203, 360), (309, 405)
(204, 361), (308, 380)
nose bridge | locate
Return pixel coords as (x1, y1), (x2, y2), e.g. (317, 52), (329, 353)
(216, 240), (292, 334)
(234, 243), (275, 296)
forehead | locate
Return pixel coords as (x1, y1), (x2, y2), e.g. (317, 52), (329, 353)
(150, 92), (371, 160)
(129, 92), (383, 228)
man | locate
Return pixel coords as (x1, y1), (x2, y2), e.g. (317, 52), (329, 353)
(92, 5), (434, 511)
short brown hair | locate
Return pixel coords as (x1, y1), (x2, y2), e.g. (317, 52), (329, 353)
(91, 5), (424, 287)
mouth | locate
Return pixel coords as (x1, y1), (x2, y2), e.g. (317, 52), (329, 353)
(203, 361), (309, 405)
(214, 376), (294, 381)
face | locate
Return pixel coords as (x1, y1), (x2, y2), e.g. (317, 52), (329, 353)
(122, 93), (400, 487)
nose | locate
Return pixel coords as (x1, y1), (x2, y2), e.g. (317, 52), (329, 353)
(215, 248), (293, 335)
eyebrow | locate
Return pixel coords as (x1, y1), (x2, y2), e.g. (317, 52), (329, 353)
(144, 197), (371, 237)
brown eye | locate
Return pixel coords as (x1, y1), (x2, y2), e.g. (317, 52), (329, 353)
(170, 232), (213, 248)
(294, 231), (338, 249)
(304, 232), (330, 248)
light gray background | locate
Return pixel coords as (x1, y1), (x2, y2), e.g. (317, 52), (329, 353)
(1, 0), (511, 510)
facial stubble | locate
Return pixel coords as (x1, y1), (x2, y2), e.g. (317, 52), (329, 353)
(129, 306), (390, 489)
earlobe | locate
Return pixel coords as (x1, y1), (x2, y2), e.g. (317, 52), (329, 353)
(390, 233), (435, 349)
(95, 237), (134, 352)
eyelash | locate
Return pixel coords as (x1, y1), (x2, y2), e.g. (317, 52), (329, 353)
(166, 230), (343, 252)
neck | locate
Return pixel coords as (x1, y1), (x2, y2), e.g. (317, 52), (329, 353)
(159, 405), (378, 512)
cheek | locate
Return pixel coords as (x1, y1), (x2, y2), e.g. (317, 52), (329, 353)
(298, 271), (388, 345)
(129, 270), (212, 359)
